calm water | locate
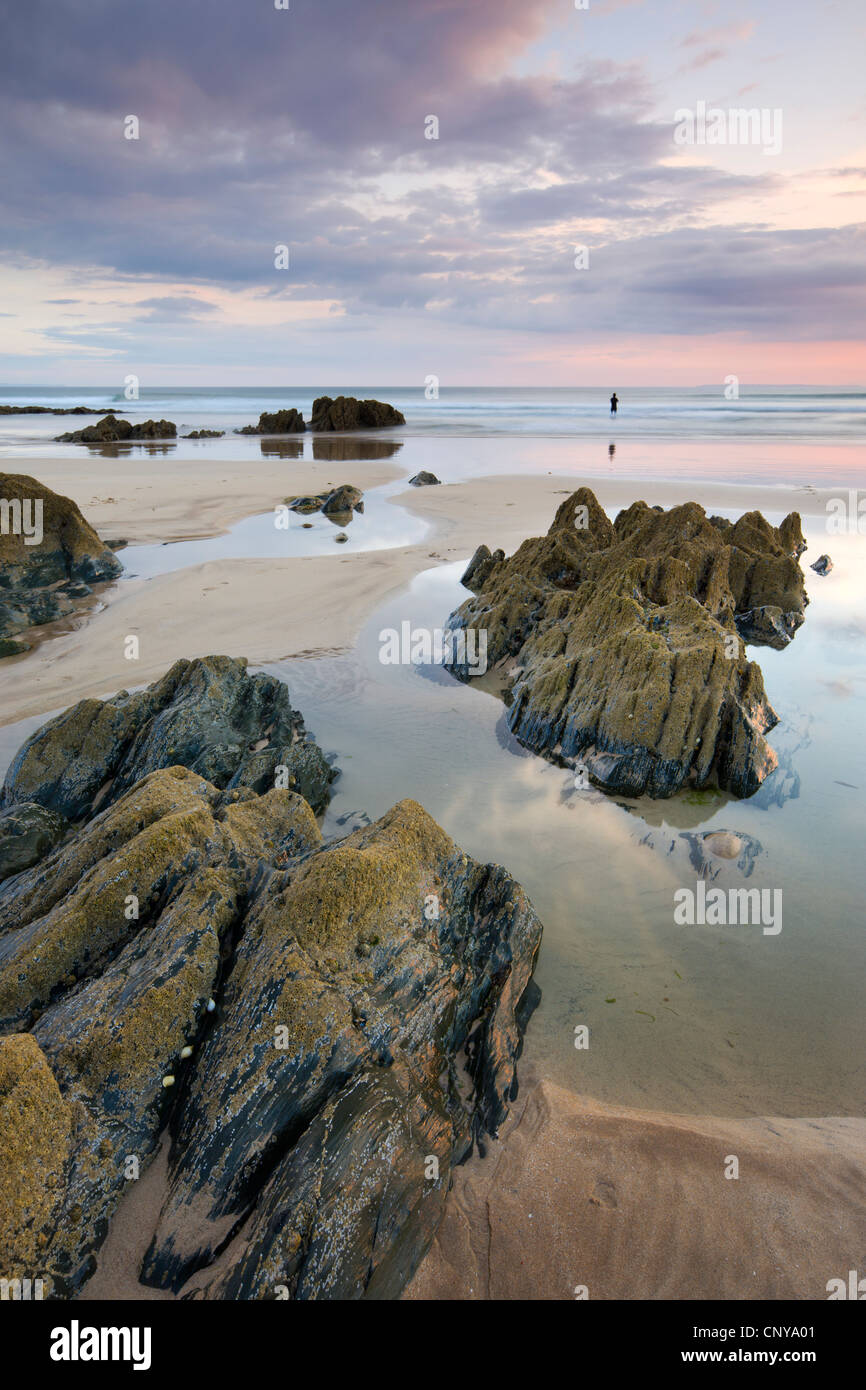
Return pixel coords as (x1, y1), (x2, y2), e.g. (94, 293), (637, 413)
(1, 384), (865, 444)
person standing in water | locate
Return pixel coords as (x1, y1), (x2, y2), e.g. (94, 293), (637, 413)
(610, 391), (618, 415)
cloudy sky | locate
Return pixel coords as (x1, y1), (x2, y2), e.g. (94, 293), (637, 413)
(0, 0), (864, 385)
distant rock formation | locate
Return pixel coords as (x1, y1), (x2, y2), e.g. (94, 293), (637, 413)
(182, 429), (224, 439)
(0, 473), (123, 656)
(445, 488), (809, 799)
(0, 405), (126, 416)
(0, 656), (541, 1300)
(237, 409), (305, 435)
(55, 414), (176, 443)
(309, 396), (405, 432)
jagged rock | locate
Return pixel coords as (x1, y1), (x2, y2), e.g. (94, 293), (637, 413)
(0, 802), (66, 882)
(2, 655), (336, 823)
(0, 765), (541, 1299)
(309, 396), (405, 432)
(0, 473), (123, 652)
(55, 415), (176, 443)
(286, 485), (364, 520)
(237, 410), (305, 436)
(445, 489), (808, 800)
(322, 485), (364, 515)
(140, 797), (541, 1298)
(183, 429), (224, 439)
(461, 544), (505, 590)
(408, 472), (441, 487)
(811, 554), (833, 576)
(0, 767), (321, 1294)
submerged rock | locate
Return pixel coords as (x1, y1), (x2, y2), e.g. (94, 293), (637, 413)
(0, 760), (541, 1298)
(55, 414), (176, 443)
(309, 396), (405, 432)
(0, 473), (123, 652)
(237, 409), (305, 436)
(2, 654), (336, 822)
(445, 489), (809, 800)
(183, 429), (224, 439)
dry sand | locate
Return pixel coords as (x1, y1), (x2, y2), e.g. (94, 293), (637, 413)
(406, 1073), (866, 1301)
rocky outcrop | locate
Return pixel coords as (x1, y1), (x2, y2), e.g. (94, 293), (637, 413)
(0, 731), (541, 1299)
(0, 473), (123, 655)
(309, 396), (405, 432)
(237, 410), (305, 436)
(287, 485), (364, 521)
(2, 655), (336, 823)
(445, 489), (809, 799)
(408, 472), (441, 487)
(183, 429), (224, 439)
(55, 415), (176, 443)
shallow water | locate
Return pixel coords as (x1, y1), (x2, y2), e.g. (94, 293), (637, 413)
(249, 519), (866, 1121)
(120, 479), (430, 577)
(1, 427), (864, 1120)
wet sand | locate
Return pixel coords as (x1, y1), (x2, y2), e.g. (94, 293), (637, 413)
(406, 1073), (866, 1301)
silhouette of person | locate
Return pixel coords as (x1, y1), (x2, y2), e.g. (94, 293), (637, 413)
(609, 442), (616, 459)
(610, 392), (618, 415)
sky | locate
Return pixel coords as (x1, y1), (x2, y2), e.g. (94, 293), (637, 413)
(0, 0), (864, 386)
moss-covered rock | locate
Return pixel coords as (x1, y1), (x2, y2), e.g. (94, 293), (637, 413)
(2, 654), (336, 823)
(139, 796), (540, 1297)
(55, 415), (176, 443)
(0, 802), (66, 883)
(309, 396), (405, 431)
(0, 473), (123, 650)
(446, 489), (809, 799)
(0, 733), (541, 1301)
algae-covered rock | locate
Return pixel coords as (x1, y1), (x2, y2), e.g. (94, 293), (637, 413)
(140, 796), (541, 1298)
(2, 654), (335, 823)
(0, 766), (322, 1294)
(237, 409), (305, 435)
(55, 415), (176, 443)
(0, 473), (123, 652)
(0, 802), (65, 882)
(446, 489), (809, 799)
(309, 396), (405, 431)
(0, 1033), (74, 1298)
(0, 750), (541, 1299)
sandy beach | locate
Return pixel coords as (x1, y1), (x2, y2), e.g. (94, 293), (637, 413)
(4, 438), (864, 1304)
(0, 454), (845, 723)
